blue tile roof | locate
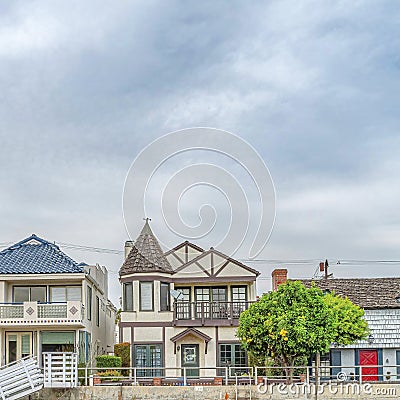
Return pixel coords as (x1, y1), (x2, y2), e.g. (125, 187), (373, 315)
(0, 234), (84, 274)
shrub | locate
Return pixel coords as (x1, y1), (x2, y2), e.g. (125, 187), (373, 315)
(78, 362), (88, 386)
(114, 342), (130, 376)
(99, 370), (121, 382)
(95, 355), (122, 370)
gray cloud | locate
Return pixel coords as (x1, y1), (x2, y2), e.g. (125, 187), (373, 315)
(1, 0), (399, 303)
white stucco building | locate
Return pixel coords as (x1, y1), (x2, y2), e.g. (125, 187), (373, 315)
(0, 234), (117, 366)
(119, 220), (260, 377)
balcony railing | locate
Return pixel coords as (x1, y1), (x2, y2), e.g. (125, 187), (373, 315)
(0, 301), (83, 325)
(173, 301), (253, 326)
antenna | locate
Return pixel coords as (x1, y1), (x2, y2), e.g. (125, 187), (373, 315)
(170, 289), (184, 300)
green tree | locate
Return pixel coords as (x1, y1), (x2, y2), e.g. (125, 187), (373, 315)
(237, 281), (368, 381)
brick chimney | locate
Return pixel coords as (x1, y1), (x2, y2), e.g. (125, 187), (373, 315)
(124, 240), (134, 259)
(272, 269), (288, 291)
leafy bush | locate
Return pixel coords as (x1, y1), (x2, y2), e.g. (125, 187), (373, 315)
(114, 342), (130, 376)
(78, 362), (88, 386)
(95, 355), (122, 370)
(99, 370), (121, 382)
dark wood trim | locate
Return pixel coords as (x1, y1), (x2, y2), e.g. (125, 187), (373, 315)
(195, 261), (211, 277)
(173, 319), (240, 327)
(162, 327), (165, 368)
(171, 252), (185, 265)
(170, 327), (212, 343)
(185, 242), (188, 263)
(131, 327), (134, 367)
(172, 276), (256, 283)
(211, 252), (214, 276)
(164, 241), (205, 256)
(121, 275), (173, 283)
(119, 321), (174, 327)
(215, 327), (219, 367)
(172, 248), (260, 276)
(214, 260), (230, 277)
(119, 325), (123, 342)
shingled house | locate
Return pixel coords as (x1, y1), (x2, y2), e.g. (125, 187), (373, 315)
(0, 234), (117, 366)
(272, 269), (400, 381)
(119, 220), (260, 377)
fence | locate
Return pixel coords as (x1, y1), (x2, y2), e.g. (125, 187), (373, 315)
(43, 352), (78, 388)
(76, 364), (400, 386)
(0, 356), (43, 400)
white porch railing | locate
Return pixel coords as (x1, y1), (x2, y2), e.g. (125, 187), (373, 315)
(0, 356), (43, 400)
(0, 302), (83, 325)
(43, 352), (78, 388)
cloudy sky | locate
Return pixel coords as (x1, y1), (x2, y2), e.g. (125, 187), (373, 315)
(1, 1), (399, 304)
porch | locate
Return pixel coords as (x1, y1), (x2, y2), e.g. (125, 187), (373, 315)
(173, 301), (252, 326)
(0, 301), (83, 326)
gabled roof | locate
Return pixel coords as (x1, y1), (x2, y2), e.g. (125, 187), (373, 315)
(170, 328), (212, 343)
(0, 234), (84, 274)
(164, 241), (205, 266)
(301, 277), (400, 309)
(173, 247), (260, 277)
(119, 220), (173, 276)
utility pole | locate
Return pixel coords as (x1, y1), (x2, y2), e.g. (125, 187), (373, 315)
(319, 259), (332, 280)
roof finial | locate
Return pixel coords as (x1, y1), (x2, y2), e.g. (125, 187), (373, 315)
(143, 217), (152, 223)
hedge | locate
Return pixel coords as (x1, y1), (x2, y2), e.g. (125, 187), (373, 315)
(114, 342), (130, 376)
(95, 355), (122, 369)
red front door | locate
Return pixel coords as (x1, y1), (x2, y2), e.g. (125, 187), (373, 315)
(359, 350), (378, 381)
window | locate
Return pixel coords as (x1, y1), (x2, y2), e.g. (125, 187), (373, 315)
(212, 287), (227, 302)
(195, 287), (210, 302)
(231, 286), (247, 317)
(160, 282), (170, 311)
(218, 344), (247, 375)
(96, 296), (100, 327)
(87, 286), (92, 321)
(175, 287), (191, 319)
(123, 283), (133, 311)
(176, 287), (191, 302)
(231, 286), (247, 302)
(135, 344), (162, 377)
(50, 286), (82, 302)
(140, 282), (153, 311)
(13, 286), (46, 303)
(41, 331), (75, 354)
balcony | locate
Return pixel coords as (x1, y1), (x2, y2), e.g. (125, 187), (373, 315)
(173, 301), (253, 327)
(0, 301), (83, 326)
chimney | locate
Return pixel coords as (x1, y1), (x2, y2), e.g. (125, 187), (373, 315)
(272, 269), (288, 291)
(124, 241), (134, 259)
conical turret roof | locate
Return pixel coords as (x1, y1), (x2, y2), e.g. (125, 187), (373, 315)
(119, 220), (173, 276)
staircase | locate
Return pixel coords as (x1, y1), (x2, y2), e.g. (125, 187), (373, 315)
(0, 356), (43, 400)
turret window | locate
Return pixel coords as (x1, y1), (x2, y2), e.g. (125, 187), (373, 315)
(140, 282), (154, 311)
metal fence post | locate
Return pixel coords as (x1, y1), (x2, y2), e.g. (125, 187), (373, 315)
(254, 366), (258, 386)
(183, 367), (187, 386)
(134, 367), (137, 386)
(225, 366), (229, 386)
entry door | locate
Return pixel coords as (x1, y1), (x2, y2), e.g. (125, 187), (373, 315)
(6, 332), (32, 364)
(359, 350), (378, 381)
(181, 344), (199, 377)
